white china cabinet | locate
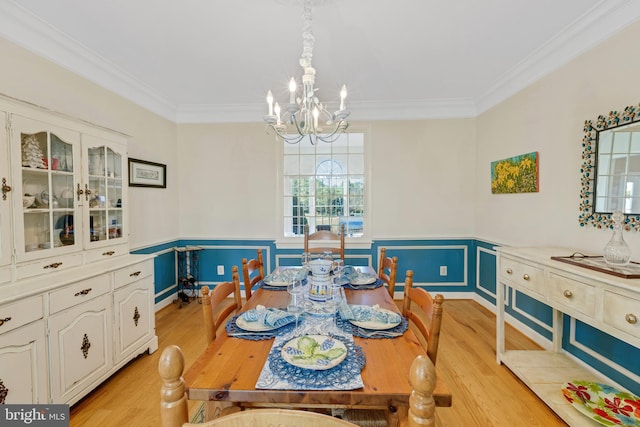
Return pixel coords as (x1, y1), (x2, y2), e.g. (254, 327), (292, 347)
(9, 114), (129, 280)
(0, 96), (157, 406)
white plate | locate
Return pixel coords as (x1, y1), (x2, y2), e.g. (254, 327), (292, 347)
(348, 308), (401, 330)
(281, 335), (347, 370)
(235, 316), (278, 332)
(350, 275), (376, 285)
(263, 278), (289, 286)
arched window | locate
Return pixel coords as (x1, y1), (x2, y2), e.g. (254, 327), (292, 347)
(283, 133), (365, 237)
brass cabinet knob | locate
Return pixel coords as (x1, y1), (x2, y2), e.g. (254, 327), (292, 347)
(523, 274), (530, 281)
(1, 177), (11, 200)
(506, 268), (513, 275)
(563, 290), (573, 298)
(74, 288), (92, 297)
(625, 313), (638, 325)
(43, 262), (63, 269)
(76, 183), (84, 200)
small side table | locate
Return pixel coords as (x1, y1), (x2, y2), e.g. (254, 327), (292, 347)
(174, 246), (203, 308)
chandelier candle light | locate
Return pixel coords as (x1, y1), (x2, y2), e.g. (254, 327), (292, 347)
(264, 0), (350, 144)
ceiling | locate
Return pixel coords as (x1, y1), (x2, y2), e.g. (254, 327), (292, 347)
(0, 0), (639, 123)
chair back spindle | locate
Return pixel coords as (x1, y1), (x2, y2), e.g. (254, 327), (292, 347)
(242, 249), (265, 300)
(304, 223), (345, 260)
(201, 265), (241, 344)
(378, 247), (398, 298)
(402, 270), (444, 365)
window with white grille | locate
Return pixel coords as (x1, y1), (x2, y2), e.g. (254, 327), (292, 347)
(283, 133), (365, 237)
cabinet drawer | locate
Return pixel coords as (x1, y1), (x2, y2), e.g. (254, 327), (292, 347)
(49, 274), (110, 314)
(548, 273), (596, 317)
(603, 291), (640, 340)
(500, 257), (545, 296)
(16, 253), (83, 281)
(114, 260), (153, 290)
(85, 243), (129, 264)
(0, 295), (43, 335)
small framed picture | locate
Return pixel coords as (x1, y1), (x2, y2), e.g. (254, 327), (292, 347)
(128, 158), (166, 188)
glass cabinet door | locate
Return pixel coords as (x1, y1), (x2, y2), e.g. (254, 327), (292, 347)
(0, 113), (12, 271)
(84, 136), (126, 247)
(11, 115), (82, 260)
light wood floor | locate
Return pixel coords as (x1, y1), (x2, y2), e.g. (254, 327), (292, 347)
(69, 298), (567, 426)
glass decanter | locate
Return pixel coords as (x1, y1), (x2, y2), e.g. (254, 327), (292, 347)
(603, 211), (631, 266)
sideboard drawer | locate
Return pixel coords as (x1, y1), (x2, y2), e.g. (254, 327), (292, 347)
(114, 260), (153, 290)
(0, 295), (43, 334)
(500, 257), (545, 296)
(85, 243), (130, 264)
(16, 253), (83, 280)
(548, 273), (596, 318)
(49, 274), (111, 314)
(603, 291), (640, 340)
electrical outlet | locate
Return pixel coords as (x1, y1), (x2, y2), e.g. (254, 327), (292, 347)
(439, 266), (447, 276)
(217, 265), (224, 275)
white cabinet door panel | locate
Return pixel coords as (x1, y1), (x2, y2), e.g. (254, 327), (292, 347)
(0, 320), (48, 404)
(48, 294), (112, 403)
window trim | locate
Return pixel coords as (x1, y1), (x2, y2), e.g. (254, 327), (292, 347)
(275, 125), (372, 248)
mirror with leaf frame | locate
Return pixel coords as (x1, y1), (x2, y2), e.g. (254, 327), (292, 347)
(580, 102), (640, 231)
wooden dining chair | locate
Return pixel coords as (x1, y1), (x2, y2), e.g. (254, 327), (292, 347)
(201, 265), (242, 344)
(303, 223), (345, 260)
(343, 271), (443, 427)
(159, 345), (437, 427)
(241, 249), (264, 301)
(378, 247), (398, 298)
(402, 270), (444, 365)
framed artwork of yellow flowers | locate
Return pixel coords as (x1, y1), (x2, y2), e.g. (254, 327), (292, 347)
(491, 151), (539, 194)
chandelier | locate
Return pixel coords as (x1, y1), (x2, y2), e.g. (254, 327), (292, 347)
(263, 0), (350, 144)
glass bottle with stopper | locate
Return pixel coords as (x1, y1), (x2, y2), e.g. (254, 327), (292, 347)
(603, 211), (631, 266)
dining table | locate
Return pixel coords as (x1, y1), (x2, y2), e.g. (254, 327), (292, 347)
(183, 266), (452, 426)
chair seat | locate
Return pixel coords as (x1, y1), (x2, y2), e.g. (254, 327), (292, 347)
(340, 409), (387, 427)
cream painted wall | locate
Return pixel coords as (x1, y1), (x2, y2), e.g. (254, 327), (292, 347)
(0, 38), (179, 249)
(176, 123), (279, 239)
(475, 20), (640, 254)
(368, 119), (476, 238)
(176, 119), (477, 241)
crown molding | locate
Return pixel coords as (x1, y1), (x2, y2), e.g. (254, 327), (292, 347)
(0, 1), (177, 122)
(1, 0), (639, 123)
(475, 0), (640, 115)
(175, 97), (478, 124)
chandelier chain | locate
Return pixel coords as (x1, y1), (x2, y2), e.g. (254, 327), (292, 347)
(300, 0), (314, 68)
(263, 0), (350, 144)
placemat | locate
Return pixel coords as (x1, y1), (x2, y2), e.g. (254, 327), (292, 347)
(255, 315), (365, 390)
(342, 278), (384, 290)
(226, 314), (296, 340)
(336, 314), (408, 339)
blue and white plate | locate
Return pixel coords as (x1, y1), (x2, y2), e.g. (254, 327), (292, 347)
(281, 335), (347, 370)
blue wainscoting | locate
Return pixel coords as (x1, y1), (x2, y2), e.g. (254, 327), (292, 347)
(132, 237), (639, 395)
(134, 238), (479, 306)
